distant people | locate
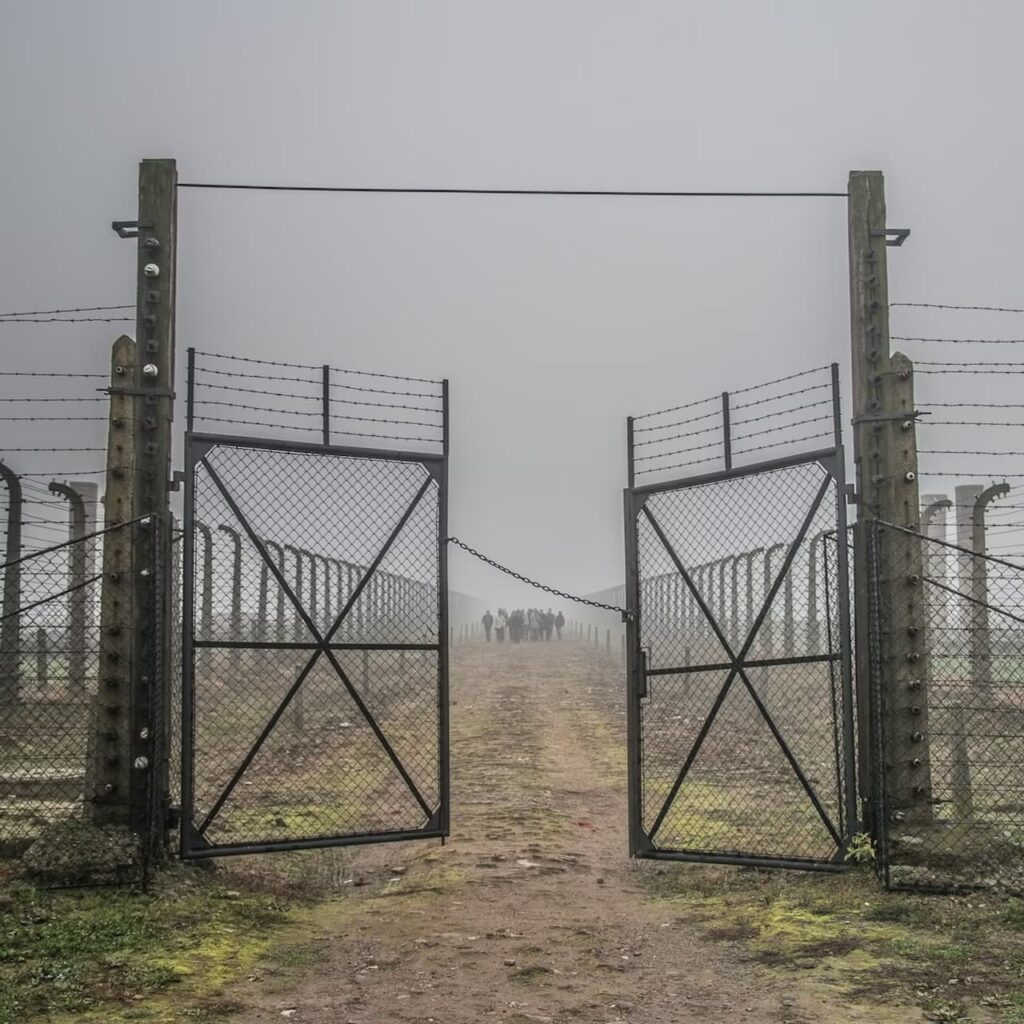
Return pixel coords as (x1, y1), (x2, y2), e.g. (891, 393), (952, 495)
(528, 608), (540, 642)
(555, 610), (565, 639)
(542, 608), (554, 641)
(495, 609), (507, 642)
(510, 609), (523, 643)
(482, 610), (494, 642)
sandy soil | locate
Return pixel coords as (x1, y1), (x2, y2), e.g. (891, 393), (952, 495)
(221, 640), (906, 1024)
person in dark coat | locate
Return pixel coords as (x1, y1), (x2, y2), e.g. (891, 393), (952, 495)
(555, 610), (565, 639)
(482, 610), (494, 641)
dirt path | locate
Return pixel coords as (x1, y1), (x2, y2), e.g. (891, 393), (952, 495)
(223, 640), (885, 1024)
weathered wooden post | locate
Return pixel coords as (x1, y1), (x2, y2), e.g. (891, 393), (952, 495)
(0, 461), (23, 704)
(849, 169), (932, 828)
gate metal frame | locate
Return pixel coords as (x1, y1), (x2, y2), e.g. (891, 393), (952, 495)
(180, 365), (450, 859)
(624, 366), (857, 871)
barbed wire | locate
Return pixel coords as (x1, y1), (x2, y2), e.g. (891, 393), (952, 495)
(0, 372), (106, 379)
(921, 402), (1024, 410)
(329, 380), (440, 400)
(0, 396), (106, 403)
(894, 336), (1024, 344)
(447, 536), (630, 618)
(0, 415), (105, 422)
(919, 450), (1024, 456)
(194, 379), (439, 414)
(195, 350), (442, 386)
(890, 303), (1024, 313)
(0, 304), (133, 318)
(193, 414), (439, 444)
(633, 370), (830, 424)
(915, 360), (1024, 368)
(0, 316), (133, 323)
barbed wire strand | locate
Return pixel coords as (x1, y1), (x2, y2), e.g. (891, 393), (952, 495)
(890, 303), (1024, 314)
(0, 304), (133, 318)
(195, 350), (442, 386)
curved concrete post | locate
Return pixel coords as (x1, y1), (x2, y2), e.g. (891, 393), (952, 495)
(49, 482), (88, 695)
(763, 543), (787, 656)
(806, 531), (828, 653)
(730, 554), (741, 641)
(218, 525), (243, 639)
(299, 549), (318, 627)
(284, 545), (304, 641)
(194, 522), (214, 641)
(261, 540), (286, 641)
(744, 548), (763, 639)
(0, 462), (23, 703)
(971, 482), (1010, 702)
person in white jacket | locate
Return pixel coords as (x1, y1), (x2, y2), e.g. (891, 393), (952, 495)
(495, 609), (508, 642)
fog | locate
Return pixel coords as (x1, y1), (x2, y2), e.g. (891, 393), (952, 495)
(2, 1), (1023, 608)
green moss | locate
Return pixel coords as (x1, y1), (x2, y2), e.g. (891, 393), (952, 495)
(0, 870), (289, 1024)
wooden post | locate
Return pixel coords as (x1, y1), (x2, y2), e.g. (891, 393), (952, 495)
(849, 170), (932, 827)
(0, 462), (23, 704)
(128, 158), (177, 853)
(92, 335), (137, 825)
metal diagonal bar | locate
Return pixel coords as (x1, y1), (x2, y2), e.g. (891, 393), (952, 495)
(646, 652), (839, 676)
(725, 474), (840, 842)
(196, 651), (322, 835)
(647, 667), (738, 841)
(733, 670), (842, 846)
(316, 645), (434, 818)
(199, 457), (435, 825)
(323, 474), (435, 642)
(643, 472), (833, 842)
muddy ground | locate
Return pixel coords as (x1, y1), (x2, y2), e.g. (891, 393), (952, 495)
(8, 638), (1024, 1024)
(205, 639), (1006, 1024)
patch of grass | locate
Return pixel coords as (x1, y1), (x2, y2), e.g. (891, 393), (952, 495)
(0, 868), (290, 1024)
(641, 864), (1024, 1022)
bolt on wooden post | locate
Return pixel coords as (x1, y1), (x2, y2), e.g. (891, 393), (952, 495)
(848, 170), (933, 829)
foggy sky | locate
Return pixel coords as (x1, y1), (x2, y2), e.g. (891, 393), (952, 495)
(2, 1), (1023, 607)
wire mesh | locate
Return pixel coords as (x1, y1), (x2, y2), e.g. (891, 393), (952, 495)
(632, 455), (853, 866)
(183, 439), (445, 854)
(871, 522), (1024, 892)
(0, 523), (134, 857)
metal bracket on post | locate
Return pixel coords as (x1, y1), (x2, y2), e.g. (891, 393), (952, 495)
(870, 227), (911, 247)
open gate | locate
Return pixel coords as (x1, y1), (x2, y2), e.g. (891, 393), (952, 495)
(624, 365), (857, 869)
(180, 351), (449, 858)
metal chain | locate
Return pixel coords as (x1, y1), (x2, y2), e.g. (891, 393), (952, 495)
(446, 536), (631, 619)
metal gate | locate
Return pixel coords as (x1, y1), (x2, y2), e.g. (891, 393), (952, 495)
(624, 365), (857, 869)
(180, 351), (449, 858)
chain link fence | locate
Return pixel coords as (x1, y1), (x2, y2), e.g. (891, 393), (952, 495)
(0, 521), (141, 863)
(870, 521), (1024, 891)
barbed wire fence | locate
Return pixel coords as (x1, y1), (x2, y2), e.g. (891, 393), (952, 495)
(871, 301), (1024, 890)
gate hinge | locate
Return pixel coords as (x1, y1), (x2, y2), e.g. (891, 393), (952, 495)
(845, 484), (858, 505)
(169, 470), (185, 492)
(166, 805), (182, 830)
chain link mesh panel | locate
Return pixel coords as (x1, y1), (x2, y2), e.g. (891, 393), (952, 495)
(0, 523), (135, 859)
(871, 522), (1024, 892)
(629, 454), (855, 867)
(182, 439), (445, 856)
